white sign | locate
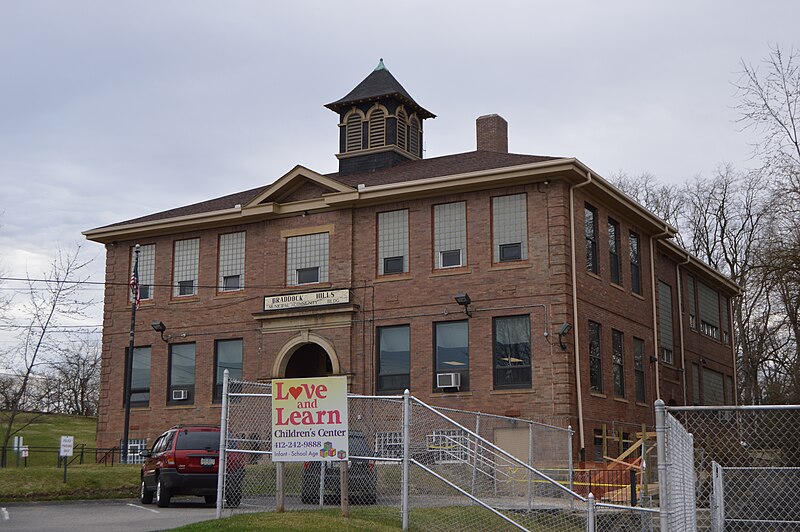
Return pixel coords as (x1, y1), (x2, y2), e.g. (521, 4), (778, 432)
(271, 376), (349, 462)
(60, 436), (74, 457)
(21, 446), (29, 458)
(264, 289), (349, 312)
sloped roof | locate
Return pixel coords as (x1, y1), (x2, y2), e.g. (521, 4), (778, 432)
(325, 61), (435, 119)
(89, 150), (560, 231)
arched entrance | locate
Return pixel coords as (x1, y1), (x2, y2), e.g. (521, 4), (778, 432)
(271, 332), (342, 379)
(284, 343), (333, 378)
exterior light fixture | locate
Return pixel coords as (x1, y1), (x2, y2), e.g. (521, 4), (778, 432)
(557, 322), (572, 351)
(151, 321), (168, 342)
(454, 293), (472, 317)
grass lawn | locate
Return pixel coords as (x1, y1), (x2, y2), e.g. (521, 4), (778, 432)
(0, 463), (140, 501)
(1, 411), (99, 467)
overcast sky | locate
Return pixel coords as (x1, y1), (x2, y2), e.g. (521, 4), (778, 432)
(1, 1), (798, 350)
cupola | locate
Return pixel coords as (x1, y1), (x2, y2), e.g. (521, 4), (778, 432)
(325, 59), (435, 175)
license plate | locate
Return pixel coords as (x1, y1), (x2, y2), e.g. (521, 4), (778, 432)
(200, 457), (215, 466)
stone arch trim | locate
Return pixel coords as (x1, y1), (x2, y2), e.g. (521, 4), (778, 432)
(271, 332), (341, 379)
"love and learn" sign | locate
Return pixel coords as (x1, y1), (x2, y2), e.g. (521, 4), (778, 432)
(271, 375), (349, 462)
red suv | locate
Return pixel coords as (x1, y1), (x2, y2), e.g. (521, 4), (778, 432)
(139, 425), (243, 508)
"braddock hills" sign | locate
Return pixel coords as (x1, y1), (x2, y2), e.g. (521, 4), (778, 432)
(263, 289), (350, 312)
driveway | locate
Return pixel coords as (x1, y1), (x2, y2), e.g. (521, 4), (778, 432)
(1, 498), (219, 531)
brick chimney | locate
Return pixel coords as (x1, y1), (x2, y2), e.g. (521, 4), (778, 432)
(476, 114), (508, 153)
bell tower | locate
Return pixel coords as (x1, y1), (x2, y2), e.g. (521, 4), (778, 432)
(325, 59), (435, 176)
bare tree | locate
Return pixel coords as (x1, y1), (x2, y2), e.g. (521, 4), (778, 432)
(610, 171), (685, 240)
(0, 245), (93, 465)
(44, 335), (101, 416)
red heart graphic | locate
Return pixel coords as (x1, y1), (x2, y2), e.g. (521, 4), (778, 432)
(289, 386), (303, 400)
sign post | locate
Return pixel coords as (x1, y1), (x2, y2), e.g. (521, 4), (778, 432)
(271, 376), (349, 510)
(60, 436), (74, 483)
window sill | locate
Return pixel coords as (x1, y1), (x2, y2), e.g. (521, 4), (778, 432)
(430, 391), (473, 398)
(374, 273), (413, 284)
(613, 397), (630, 404)
(128, 406), (151, 411)
(488, 262), (531, 272)
(169, 296), (200, 304)
(285, 282), (333, 290)
(586, 271), (602, 281)
(631, 291), (645, 300)
(165, 404), (196, 409)
(635, 402), (649, 408)
(611, 282), (625, 292)
(430, 267), (472, 278)
(129, 300), (155, 310)
(489, 388), (533, 395)
(215, 289), (246, 298)
(589, 391), (607, 399)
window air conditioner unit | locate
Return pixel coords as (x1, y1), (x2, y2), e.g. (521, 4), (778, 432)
(172, 389), (188, 401)
(437, 373), (461, 389)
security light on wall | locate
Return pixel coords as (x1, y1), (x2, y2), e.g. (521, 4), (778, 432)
(454, 293), (472, 317)
(151, 321), (168, 342)
(557, 322), (572, 351)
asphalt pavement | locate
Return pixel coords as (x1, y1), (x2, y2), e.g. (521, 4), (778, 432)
(0, 498), (219, 531)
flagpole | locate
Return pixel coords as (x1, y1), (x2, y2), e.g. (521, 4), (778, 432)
(122, 244), (140, 464)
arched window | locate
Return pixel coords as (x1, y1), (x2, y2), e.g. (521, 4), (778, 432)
(345, 111), (363, 152)
(396, 107), (408, 151)
(368, 106), (386, 148)
(409, 115), (421, 156)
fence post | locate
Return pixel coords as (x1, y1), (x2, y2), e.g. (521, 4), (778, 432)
(471, 414), (480, 495)
(401, 389), (410, 532)
(527, 422), (533, 511)
(655, 399), (669, 532)
(215, 369), (230, 519)
(586, 492), (596, 532)
(630, 469), (637, 507)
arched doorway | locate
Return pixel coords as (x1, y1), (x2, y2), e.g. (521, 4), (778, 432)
(284, 343), (334, 378)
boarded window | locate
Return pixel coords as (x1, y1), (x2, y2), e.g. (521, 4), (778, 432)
(658, 281), (674, 363)
(703, 367), (724, 405)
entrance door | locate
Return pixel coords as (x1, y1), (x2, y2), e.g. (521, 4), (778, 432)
(284, 343), (333, 378)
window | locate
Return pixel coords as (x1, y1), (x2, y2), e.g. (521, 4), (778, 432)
(173, 238), (199, 297)
(377, 325), (410, 393)
(493, 315), (531, 389)
(633, 337), (646, 403)
(345, 111), (363, 152)
(588, 321), (602, 392)
(126, 346), (151, 407)
(629, 232), (641, 294)
(702, 367), (724, 405)
(218, 232), (245, 292)
(287, 232), (329, 286)
(721, 295), (730, 344)
(409, 116), (421, 157)
(698, 282), (720, 340)
(686, 275), (697, 329)
(378, 210), (409, 275)
(593, 428), (605, 462)
(368, 106), (386, 148)
(609, 219), (621, 284)
(492, 194), (528, 263)
(658, 281), (674, 364)
(434, 202), (466, 269)
(396, 107), (408, 151)
(168, 343), (196, 404)
(435, 321), (469, 391)
(214, 339), (243, 403)
(612, 329), (625, 398)
(585, 205), (598, 274)
(124, 438), (148, 465)
(131, 244), (155, 303)
(429, 429), (468, 463)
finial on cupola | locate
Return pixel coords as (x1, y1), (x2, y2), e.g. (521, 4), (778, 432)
(374, 58), (386, 71)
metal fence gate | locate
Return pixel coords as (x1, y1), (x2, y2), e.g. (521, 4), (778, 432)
(659, 402), (800, 531)
(215, 374), (658, 531)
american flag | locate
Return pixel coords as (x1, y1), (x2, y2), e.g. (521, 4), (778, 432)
(130, 259), (140, 310)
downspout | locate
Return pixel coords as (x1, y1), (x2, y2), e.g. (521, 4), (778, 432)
(676, 254), (691, 405)
(568, 171), (592, 459)
(649, 227), (671, 400)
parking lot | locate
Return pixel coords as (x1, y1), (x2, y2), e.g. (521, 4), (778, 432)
(1, 498), (217, 531)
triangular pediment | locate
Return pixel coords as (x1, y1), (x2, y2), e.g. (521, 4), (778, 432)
(244, 165), (355, 207)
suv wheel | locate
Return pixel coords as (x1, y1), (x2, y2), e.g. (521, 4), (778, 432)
(155, 478), (171, 508)
(140, 479), (153, 504)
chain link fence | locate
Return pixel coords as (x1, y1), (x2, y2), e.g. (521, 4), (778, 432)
(661, 403), (800, 531)
(215, 376), (656, 531)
